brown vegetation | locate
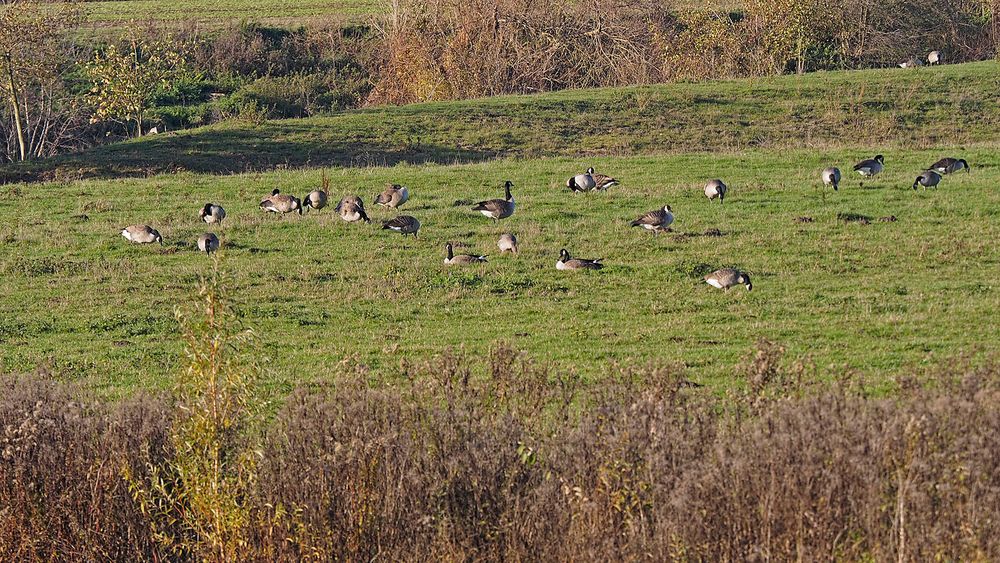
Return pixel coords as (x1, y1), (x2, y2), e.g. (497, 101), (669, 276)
(3, 336), (1000, 559)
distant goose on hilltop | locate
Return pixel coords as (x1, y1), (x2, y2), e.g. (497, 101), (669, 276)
(444, 243), (487, 265)
(913, 170), (942, 190)
(472, 181), (515, 222)
(821, 167), (841, 191)
(927, 50), (941, 65)
(121, 224), (162, 245)
(704, 268), (752, 291)
(556, 248), (603, 271)
(382, 215), (420, 237)
(929, 157), (969, 175)
(705, 179), (727, 203)
(198, 232), (219, 254)
(630, 205), (674, 234)
(260, 189), (302, 215)
(497, 233), (518, 254)
(199, 203), (226, 225)
(374, 183), (409, 209)
(853, 155), (884, 187)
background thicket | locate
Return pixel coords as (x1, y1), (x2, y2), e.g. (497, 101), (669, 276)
(1, 0), (997, 163)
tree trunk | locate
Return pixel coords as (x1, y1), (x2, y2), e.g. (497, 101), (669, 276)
(4, 57), (27, 162)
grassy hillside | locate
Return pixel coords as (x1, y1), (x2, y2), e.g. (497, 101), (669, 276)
(82, 0), (381, 28)
(2, 146), (998, 396)
(11, 60), (999, 183)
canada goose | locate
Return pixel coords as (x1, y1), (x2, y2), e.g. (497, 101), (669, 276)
(705, 179), (727, 203)
(853, 155), (884, 187)
(929, 157), (969, 175)
(497, 233), (518, 254)
(304, 190), (328, 211)
(472, 181), (515, 221)
(121, 224), (162, 245)
(567, 169), (596, 192)
(556, 248), (603, 271)
(704, 268), (752, 291)
(444, 243), (488, 265)
(821, 167), (841, 191)
(199, 203), (226, 225)
(197, 232), (219, 254)
(913, 170), (942, 190)
(374, 183), (409, 209)
(927, 50), (941, 65)
(899, 58), (921, 68)
(260, 189), (303, 215)
(590, 168), (619, 191)
(337, 198), (370, 223)
(381, 215), (420, 237)
(630, 205), (674, 234)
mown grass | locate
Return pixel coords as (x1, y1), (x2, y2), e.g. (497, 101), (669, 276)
(1, 144), (997, 396)
(10, 60), (998, 183)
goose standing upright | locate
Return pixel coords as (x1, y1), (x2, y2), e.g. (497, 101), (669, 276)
(472, 181), (515, 222)
(853, 155), (884, 187)
(199, 203), (226, 225)
(705, 179), (727, 203)
(630, 205), (674, 234)
(821, 167), (841, 191)
(927, 50), (941, 65)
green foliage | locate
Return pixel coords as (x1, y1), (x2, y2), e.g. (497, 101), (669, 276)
(85, 34), (186, 137)
(124, 263), (262, 560)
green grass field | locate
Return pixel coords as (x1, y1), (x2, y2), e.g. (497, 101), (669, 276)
(1, 62), (998, 397)
(82, 0), (381, 28)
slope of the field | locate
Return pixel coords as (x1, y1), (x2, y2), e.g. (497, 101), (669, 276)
(12, 60), (1000, 183)
(1, 63), (999, 396)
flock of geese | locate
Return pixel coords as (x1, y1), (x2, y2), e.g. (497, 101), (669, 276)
(120, 154), (971, 293)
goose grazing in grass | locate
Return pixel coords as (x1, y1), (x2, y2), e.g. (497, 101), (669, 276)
(821, 167), (841, 191)
(305, 170), (331, 211)
(853, 155), (884, 187)
(381, 215), (420, 238)
(198, 232), (219, 254)
(567, 169), (596, 192)
(374, 183), (410, 209)
(304, 190), (328, 211)
(704, 268), (752, 291)
(913, 170), (942, 190)
(589, 167), (618, 190)
(472, 181), (515, 222)
(497, 233), (518, 254)
(260, 189), (302, 215)
(927, 50), (941, 65)
(121, 224), (162, 245)
(556, 248), (603, 271)
(630, 205), (674, 234)
(898, 58), (921, 68)
(444, 242), (488, 265)
(929, 157), (969, 175)
(199, 203), (226, 225)
(336, 196), (370, 223)
(705, 179), (727, 203)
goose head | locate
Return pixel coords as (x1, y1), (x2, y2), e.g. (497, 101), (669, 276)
(874, 155), (884, 164)
(739, 273), (752, 291)
(558, 248), (570, 262)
